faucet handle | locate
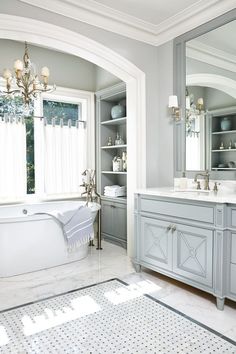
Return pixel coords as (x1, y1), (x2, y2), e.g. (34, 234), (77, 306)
(196, 181), (201, 190)
(213, 182), (220, 192)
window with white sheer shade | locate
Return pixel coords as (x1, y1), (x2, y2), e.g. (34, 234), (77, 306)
(0, 87), (94, 201)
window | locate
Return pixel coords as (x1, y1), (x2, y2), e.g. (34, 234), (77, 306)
(0, 87), (94, 201)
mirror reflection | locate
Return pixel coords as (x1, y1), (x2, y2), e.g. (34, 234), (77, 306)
(185, 20), (236, 171)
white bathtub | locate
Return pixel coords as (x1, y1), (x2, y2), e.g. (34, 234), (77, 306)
(0, 201), (100, 277)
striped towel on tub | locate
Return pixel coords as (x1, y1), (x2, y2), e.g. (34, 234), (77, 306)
(35, 206), (94, 249)
(59, 206), (94, 248)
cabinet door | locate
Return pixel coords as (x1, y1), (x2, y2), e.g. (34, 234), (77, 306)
(140, 217), (172, 271)
(173, 223), (213, 287)
(112, 202), (127, 241)
(101, 201), (113, 236)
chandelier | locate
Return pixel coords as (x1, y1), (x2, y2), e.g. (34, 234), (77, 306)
(185, 88), (205, 136)
(1, 42), (55, 105)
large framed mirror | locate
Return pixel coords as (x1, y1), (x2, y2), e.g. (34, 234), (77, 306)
(174, 9), (236, 180)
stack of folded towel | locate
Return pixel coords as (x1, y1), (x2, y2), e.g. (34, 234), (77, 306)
(104, 185), (126, 197)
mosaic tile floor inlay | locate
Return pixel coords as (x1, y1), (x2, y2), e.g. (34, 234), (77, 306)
(0, 279), (235, 354)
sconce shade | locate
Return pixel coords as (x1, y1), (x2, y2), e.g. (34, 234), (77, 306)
(197, 97), (204, 106)
(168, 95), (178, 108)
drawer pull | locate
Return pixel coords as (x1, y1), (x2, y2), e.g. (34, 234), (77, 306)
(167, 224), (172, 231)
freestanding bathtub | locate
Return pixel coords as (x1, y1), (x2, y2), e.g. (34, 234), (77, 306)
(0, 201), (100, 277)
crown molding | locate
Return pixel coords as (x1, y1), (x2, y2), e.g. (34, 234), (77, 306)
(187, 40), (236, 74)
(18, 0), (236, 46)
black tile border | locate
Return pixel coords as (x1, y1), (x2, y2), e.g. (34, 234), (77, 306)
(1, 277), (236, 348)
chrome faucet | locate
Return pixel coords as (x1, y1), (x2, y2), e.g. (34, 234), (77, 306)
(80, 169), (100, 205)
(194, 170), (210, 190)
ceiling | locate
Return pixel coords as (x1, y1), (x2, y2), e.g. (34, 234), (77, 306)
(93, 0), (199, 25)
(19, 0), (236, 46)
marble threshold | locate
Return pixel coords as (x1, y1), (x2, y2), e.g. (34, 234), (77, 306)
(0, 241), (235, 342)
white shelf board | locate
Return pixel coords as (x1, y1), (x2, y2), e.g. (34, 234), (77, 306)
(101, 195), (127, 202)
(212, 168), (236, 170)
(212, 130), (236, 135)
(212, 149), (236, 152)
(102, 171), (127, 175)
(101, 117), (126, 126)
(101, 144), (127, 149)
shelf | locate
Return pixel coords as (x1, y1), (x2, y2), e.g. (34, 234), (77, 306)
(101, 117), (126, 126)
(101, 195), (127, 202)
(212, 149), (236, 152)
(102, 171), (127, 175)
(212, 168), (236, 170)
(212, 130), (236, 135)
(101, 144), (127, 149)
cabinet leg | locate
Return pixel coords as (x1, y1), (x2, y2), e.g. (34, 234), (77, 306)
(133, 263), (141, 273)
(216, 297), (225, 311)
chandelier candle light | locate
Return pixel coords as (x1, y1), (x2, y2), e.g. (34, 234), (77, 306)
(2, 42), (55, 105)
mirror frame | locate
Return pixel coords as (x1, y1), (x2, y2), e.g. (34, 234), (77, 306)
(173, 8), (236, 180)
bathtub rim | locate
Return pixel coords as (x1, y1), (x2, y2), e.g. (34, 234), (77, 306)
(0, 200), (100, 224)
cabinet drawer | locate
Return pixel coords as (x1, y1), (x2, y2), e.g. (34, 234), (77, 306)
(140, 198), (214, 224)
(231, 233), (236, 264)
(230, 264), (236, 295)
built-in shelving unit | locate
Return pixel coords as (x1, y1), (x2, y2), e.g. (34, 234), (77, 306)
(95, 82), (127, 248)
(209, 106), (236, 172)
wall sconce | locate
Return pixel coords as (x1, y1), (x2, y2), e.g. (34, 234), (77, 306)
(168, 95), (181, 121)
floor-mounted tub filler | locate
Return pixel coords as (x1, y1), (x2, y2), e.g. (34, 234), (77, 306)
(0, 201), (100, 277)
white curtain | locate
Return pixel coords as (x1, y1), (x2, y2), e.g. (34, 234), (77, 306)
(0, 117), (27, 199)
(35, 118), (86, 196)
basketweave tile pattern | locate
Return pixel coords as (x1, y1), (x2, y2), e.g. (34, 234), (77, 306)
(0, 279), (235, 354)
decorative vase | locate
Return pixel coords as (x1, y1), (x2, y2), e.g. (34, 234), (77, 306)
(221, 117), (231, 131)
(111, 104), (126, 119)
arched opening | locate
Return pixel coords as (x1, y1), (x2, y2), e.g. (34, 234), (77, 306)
(0, 14), (146, 257)
(187, 73), (236, 99)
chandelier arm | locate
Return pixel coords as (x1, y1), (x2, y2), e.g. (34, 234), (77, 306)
(2, 89), (21, 95)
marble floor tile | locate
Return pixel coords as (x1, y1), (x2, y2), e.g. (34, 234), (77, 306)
(0, 240), (236, 343)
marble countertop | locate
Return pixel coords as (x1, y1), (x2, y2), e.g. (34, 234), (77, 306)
(136, 187), (236, 204)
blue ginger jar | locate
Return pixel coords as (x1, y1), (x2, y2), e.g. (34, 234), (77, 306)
(221, 117), (231, 131)
(111, 104), (126, 119)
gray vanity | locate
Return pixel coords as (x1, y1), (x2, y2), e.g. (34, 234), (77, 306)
(134, 189), (236, 310)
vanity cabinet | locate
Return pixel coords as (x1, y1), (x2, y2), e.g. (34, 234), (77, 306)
(134, 193), (233, 310)
(137, 198), (213, 287)
(101, 198), (127, 248)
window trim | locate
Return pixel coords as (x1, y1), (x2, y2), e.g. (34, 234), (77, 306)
(0, 85), (95, 202)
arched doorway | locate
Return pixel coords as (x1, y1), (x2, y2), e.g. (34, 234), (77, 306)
(0, 14), (146, 257)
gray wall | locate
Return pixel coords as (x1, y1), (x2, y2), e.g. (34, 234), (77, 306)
(0, 39), (96, 91)
(156, 41), (174, 186)
(0, 0), (159, 188)
(205, 87), (236, 110)
(0, 39), (120, 92)
(95, 66), (121, 91)
(187, 57), (236, 81)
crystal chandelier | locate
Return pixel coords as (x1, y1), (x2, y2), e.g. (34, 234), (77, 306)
(1, 42), (55, 106)
(185, 89), (205, 136)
